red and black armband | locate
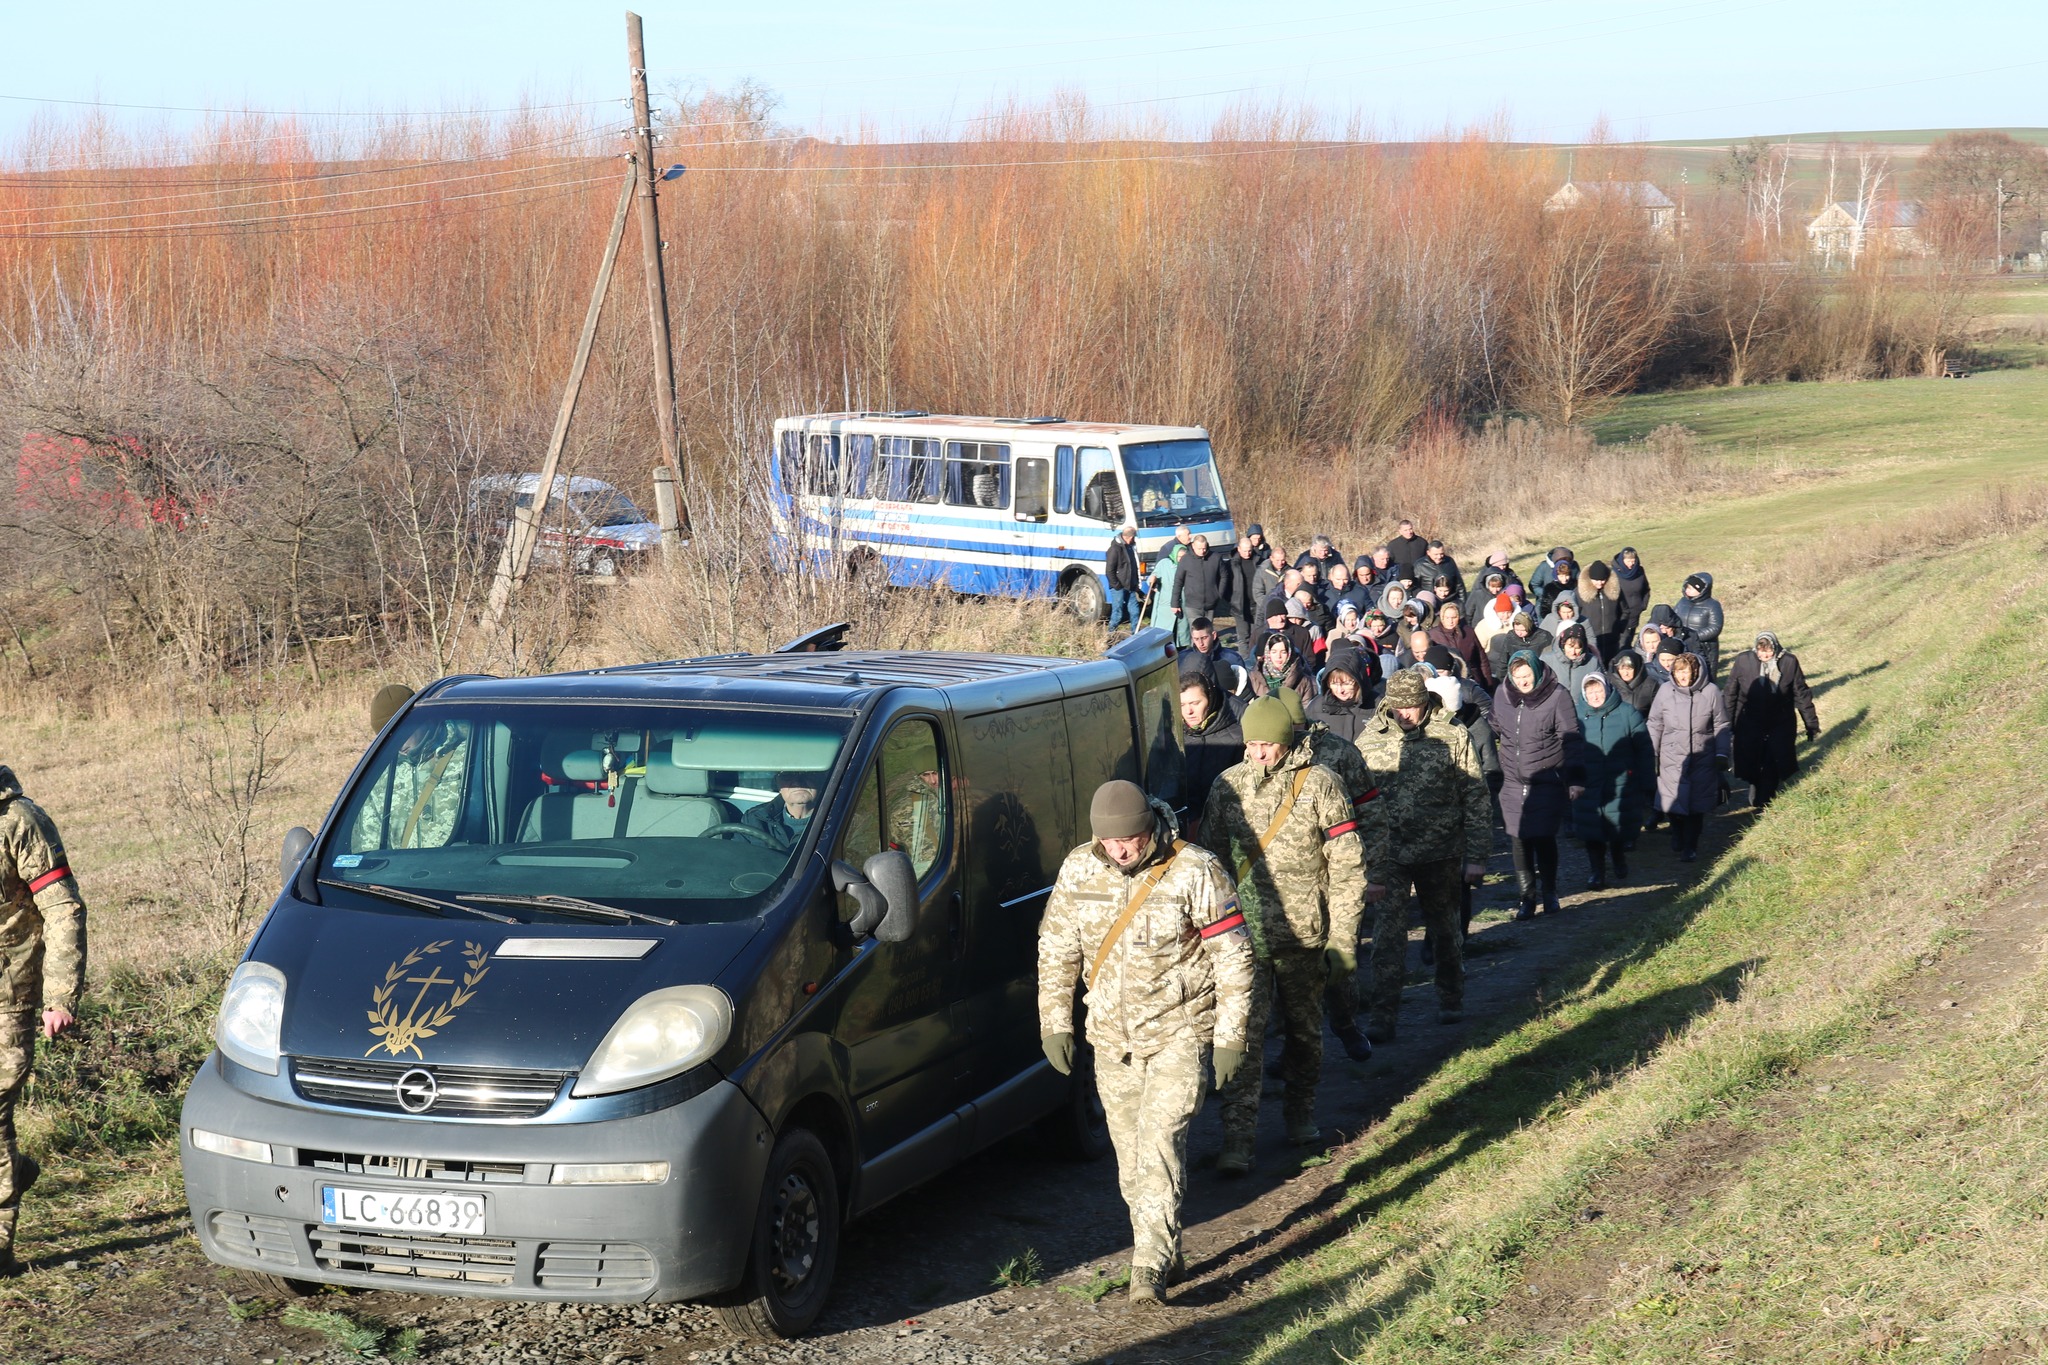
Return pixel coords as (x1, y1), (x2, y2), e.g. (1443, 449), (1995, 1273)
(27, 866), (71, 895)
(1198, 900), (1247, 939)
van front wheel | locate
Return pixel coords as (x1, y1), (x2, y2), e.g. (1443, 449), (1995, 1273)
(712, 1128), (842, 1341)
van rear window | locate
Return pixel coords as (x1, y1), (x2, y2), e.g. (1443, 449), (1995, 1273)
(327, 704), (851, 923)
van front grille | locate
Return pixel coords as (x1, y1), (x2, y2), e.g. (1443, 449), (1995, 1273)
(536, 1240), (657, 1292)
(310, 1227), (517, 1284)
(210, 1210), (300, 1267)
(290, 1057), (568, 1119)
(299, 1149), (529, 1184)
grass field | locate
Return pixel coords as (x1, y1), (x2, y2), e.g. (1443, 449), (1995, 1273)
(1203, 367), (2048, 1362)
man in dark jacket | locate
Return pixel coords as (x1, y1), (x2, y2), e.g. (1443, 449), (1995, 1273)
(1722, 631), (1819, 808)
(1171, 534), (1232, 628)
(1179, 618), (1247, 698)
(1613, 547), (1652, 644)
(1387, 520), (1429, 575)
(1577, 560), (1627, 661)
(1412, 541), (1466, 604)
(1227, 535), (1263, 647)
(1105, 525), (1142, 632)
(1294, 534), (1347, 574)
(1355, 545), (1398, 591)
(1244, 523), (1271, 561)
(1675, 573), (1726, 679)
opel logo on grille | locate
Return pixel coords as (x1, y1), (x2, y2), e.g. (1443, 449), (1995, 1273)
(394, 1067), (440, 1114)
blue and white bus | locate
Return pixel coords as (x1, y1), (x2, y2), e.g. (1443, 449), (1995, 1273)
(767, 411), (1237, 620)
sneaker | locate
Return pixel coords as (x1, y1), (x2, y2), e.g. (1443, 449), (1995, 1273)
(1128, 1266), (1164, 1308)
(1285, 1116), (1322, 1147)
(1215, 1133), (1255, 1177)
(1332, 1024), (1373, 1063)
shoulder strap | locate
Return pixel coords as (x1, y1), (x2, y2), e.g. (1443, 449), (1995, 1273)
(1234, 766), (1313, 881)
(1087, 839), (1187, 991)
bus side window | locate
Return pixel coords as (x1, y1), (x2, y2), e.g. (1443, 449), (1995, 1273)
(844, 433), (875, 499)
(1014, 457), (1050, 522)
(779, 430), (805, 492)
(1076, 446), (1122, 523)
(945, 441), (1010, 510)
(806, 434), (840, 497)
(1053, 445), (1075, 515)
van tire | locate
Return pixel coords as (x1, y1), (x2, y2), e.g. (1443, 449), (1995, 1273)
(238, 1269), (322, 1298)
(1062, 571), (1107, 623)
(711, 1128), (842, 1341)
(1040, 1041), (1111, 1161)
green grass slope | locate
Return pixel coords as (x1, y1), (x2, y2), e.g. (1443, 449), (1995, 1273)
(1220, 371), (2048, 1363)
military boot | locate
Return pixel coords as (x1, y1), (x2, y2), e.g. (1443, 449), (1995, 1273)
(1284, 1111), (1321, 1146)
(1128, 1265), (1165, 1307)
(1331, 1022), (1373, 1063)
(1216, 1131), (1255, 1177)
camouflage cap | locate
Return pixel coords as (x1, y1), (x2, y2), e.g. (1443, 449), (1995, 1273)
(1384, 669), (1429, 709)
(1242, 697), (1294, 746)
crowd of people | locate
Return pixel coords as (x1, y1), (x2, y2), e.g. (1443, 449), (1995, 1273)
(1039, 518), (1822, 1306)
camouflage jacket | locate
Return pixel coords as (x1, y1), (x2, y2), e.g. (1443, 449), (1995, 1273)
(1300, 724), (1391, 877)
(1038, 822), (1255, 1058)
(1355, 703), (1493, 867)
(350, 728), (469, 852)
(887, 772), (945, 873)
(0, 766), (88, 1014)
(1197, 745), (1365, 956)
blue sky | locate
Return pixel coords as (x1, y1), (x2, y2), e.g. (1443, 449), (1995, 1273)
(2, 0), (2040, 145)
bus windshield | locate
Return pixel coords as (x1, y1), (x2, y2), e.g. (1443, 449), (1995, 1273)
(1121, 440), (1226, 526)
(323, 704), (852, 924)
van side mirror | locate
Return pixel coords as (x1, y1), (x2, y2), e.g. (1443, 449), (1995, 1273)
(863, 850), (920, 943)
(831, 859), (888, 938)
(280, 826), (314, 894)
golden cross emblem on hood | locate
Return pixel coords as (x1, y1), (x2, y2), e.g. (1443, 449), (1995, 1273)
(366, 940), (490, 1059)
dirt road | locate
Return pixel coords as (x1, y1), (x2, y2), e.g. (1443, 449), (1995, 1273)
(6, 818), (1754, 1365)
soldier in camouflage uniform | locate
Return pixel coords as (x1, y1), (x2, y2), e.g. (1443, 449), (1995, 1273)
(1198, 697), (1366, 1170)
(1039, 781), (1254, 1307)
(0, 766), (88, 1276)
(1272, 688), (1389, 1064)
(349, 716), (471, 852)
(1354, 670), (1492, 1042)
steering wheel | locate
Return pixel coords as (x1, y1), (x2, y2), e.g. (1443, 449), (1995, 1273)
(701, 822), (776, 846)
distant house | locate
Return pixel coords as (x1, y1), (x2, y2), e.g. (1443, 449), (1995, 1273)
(1806, 199), (1924, 266)
(1543, 180), (1677, 235)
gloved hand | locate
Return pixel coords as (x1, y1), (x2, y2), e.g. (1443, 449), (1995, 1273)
(1212, 1045), (1246, 1087)
(1567, 785), (1586, 802)
(1715, 754), (1733, 772)
(1324, 946), (1357, 986)
(1806, 728), (1821, 743)
(1041, 1031), (1075, 1076)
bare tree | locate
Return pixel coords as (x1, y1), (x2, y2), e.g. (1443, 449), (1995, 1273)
(1508, 203), (1674, 425)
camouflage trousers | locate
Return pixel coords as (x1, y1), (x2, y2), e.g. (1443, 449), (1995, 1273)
(0, 1011), (33, 1260)
(1095, 1035), (1208, 1276)
(1366, 858), (1465, 1036)
(1219, 946), (1326, 1137)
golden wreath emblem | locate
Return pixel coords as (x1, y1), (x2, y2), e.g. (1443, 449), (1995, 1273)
(365, 939), (490, 1059)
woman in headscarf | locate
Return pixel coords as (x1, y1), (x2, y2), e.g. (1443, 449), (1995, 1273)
(1609, 648), (1659, 717)
(1648, 652), (1731, 863)
(1251, 629), (1316, 701)
(1539, 622), (1602, 696)
(1493, 649), (1587, 920)
(1147, 537), (1189, 645)
(1722, 630), (1820, 808)
(1306, 655), (1371, 740)
(1612, 547), (1652, 644)
(1571, 671), (1655, 889)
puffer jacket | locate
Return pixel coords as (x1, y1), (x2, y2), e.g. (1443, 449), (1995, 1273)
(1571, 679), (1655, 842)
(1171, 547), (1233, 620)
(1609, 649), (1660, 716)
(1492, 653), (1588, 839)
(1648, 666), (1731, 814)
(1538, 638), (1603, 698)
(1179, 681), (1247, 830)
(1675, 572), (1725, 678)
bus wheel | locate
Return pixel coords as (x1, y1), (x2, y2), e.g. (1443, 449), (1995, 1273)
(712, 1128), (841, 1341)
(844, 547), (878, 581)
(1061, 571), (1106, 623)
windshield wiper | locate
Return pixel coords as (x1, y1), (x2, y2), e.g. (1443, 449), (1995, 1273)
(455, 892), (678, 927)
(321, 879), (521, 924)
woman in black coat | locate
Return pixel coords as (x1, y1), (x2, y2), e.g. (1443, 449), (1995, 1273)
(1612, 547), (1652, 644)
(1609, 648), (1659, 716)
(1493, 648), (1588, 921)
(1722, 631), (1820, 808)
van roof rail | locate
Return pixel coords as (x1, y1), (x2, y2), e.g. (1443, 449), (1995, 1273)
(776, 622), (852, 654)
(991, 415), (1065, 425)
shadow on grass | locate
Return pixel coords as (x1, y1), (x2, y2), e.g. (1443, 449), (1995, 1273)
(1807, 662), (1888, 704)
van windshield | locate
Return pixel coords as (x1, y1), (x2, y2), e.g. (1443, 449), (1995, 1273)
(1121, 440), (1226, 526)
(574, 489), (650, 528)
(324, 704), (850, 924)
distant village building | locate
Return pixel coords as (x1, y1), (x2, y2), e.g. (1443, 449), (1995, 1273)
(1543, 180), (1677, 235)
(1805, 200), (1925, 267)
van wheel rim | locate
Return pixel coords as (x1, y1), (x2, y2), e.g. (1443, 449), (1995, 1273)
(768, 1171), (821, 1292)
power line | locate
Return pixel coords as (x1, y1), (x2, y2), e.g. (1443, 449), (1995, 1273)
(0, 90), (618, 118)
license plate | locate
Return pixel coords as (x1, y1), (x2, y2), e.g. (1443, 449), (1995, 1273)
(321, 1185), (487, 1235)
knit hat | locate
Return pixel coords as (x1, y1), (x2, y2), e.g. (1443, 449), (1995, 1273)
(1242, 697), (1294, 746)
(369, 683), (414, 735)
(1384, 669), (1429, 709)
(1275, 685), (1307, 728)
(1493, 592), (1514, 615)
(1089, 780), (1155, 840)
(1588, 559), (1611, 582)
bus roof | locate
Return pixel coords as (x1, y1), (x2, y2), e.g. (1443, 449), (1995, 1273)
(775, 412), (1209, 441)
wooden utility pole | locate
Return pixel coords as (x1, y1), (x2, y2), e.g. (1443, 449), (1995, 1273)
(626, 10), (690, 537)
(481, 165), (638, 636)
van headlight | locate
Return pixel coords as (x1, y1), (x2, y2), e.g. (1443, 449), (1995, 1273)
(573, 985), (733, 1097)
(216, 961), (287, 1075)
